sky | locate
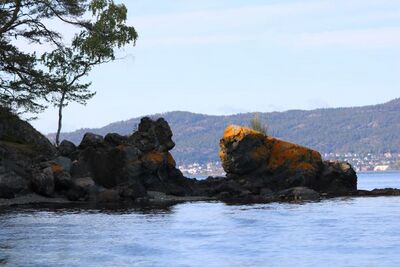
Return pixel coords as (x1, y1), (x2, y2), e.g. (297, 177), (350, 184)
(30, 0), (400, 133)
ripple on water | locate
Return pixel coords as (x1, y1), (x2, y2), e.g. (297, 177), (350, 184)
(0, 173), (400, 266)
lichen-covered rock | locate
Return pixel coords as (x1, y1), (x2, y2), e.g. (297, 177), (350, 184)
(65, 117), (192, 197)
(219, 125), (357, 195)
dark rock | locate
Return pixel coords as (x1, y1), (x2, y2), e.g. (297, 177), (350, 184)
(58, 140), (76, 157)
(66, 118), (192, 197)
(67, 177), (97, 201)
(54, 170), (73, 191)
(0, 107), (56, 159)
(214, 180), (245, 195)
(370, 188), (400, 196)
(260, 188), (273, 196)
(31, 167), (55, 197)
(77, 146), (126, 188)
(276, 187), (320, 201)
(97, 189), (120, 203)
(104, 133), (128, 146)
(79, 133), (104, 149)
(0, 167), (28, 198)
(123, 146), (142, 161)
(129, 117), (175, 153)
(318, 161), (357, 194)
(118, 181), (147, 200)
(70, 160), (92, 179)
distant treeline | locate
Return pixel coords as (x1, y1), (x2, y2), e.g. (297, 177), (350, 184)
(51, 98), (400, 164)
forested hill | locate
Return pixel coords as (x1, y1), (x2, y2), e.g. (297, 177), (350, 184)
(50, 98), (400, 164)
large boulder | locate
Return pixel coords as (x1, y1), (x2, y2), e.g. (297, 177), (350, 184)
(65, 117), (192, 197)
(58, 140), (76, 157)
(0, 166), (28, 198)
(31, 167), (55, 197)
(220, 125), (357, 194)
(79, 133), (104, 149)
(318, 161), (357, 194)
(129, 117), (175, 153)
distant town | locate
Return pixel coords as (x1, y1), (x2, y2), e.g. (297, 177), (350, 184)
(178, 152), (400, 177)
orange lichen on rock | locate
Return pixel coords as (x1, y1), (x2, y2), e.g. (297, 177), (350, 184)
(141, 151), (176, 167)
(222, 125), (265, 143)
(142, 151), (164, 163)
(220, 125), (270, 174)
(266, 137), (322, 173)
(219, 125), (322, 175)
(51, 163), (64, 173)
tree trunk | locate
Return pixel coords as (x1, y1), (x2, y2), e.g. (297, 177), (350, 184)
(55, 92), (66, 147)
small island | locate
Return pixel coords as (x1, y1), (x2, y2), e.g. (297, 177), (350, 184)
(1, 107), (399, 207)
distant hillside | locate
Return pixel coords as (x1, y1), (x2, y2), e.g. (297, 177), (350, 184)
(49, 98), (400, 164)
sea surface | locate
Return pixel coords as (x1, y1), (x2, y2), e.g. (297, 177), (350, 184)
(1, 172), (400, 267)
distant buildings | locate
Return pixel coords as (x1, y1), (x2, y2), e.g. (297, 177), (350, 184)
(178, 152), (400, 176)
(178, 162), (225, 177)
(324, 152), (400, 172)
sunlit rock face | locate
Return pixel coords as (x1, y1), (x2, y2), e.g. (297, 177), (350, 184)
(219, 125), (357, 194)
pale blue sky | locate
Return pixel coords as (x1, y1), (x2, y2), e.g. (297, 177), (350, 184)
(32, 0), (400, 133)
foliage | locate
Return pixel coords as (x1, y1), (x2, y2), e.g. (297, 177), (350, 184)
(0, 0), (137, 118)
(249, 113), (268, 134)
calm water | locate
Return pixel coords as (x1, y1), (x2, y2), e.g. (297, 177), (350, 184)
(0, 172), (400, 267)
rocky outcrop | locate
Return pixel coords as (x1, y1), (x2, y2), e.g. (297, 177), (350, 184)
(216, 125), (357, 201)
(0, 108), (56, 199)
(0, 109), (194, 204)
(2, 109), (399, 207)
(66, 117), (192, 197)
(43, 117), (194, 202)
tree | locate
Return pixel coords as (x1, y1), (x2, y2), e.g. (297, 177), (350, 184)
(0, 0), (137, 122)
(249, 113), (268, 135)
(41, 0), (138, 146)
(1, 0), (85, 113)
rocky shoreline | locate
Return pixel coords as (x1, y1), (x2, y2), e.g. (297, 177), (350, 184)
(1, 107), (400, 208)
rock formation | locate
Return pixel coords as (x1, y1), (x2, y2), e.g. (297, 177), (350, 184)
(0, 109), (193, 203)
(0, 108), (56, 199)
(2, 109), (399, 206)
(215, 125), (357, 200)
